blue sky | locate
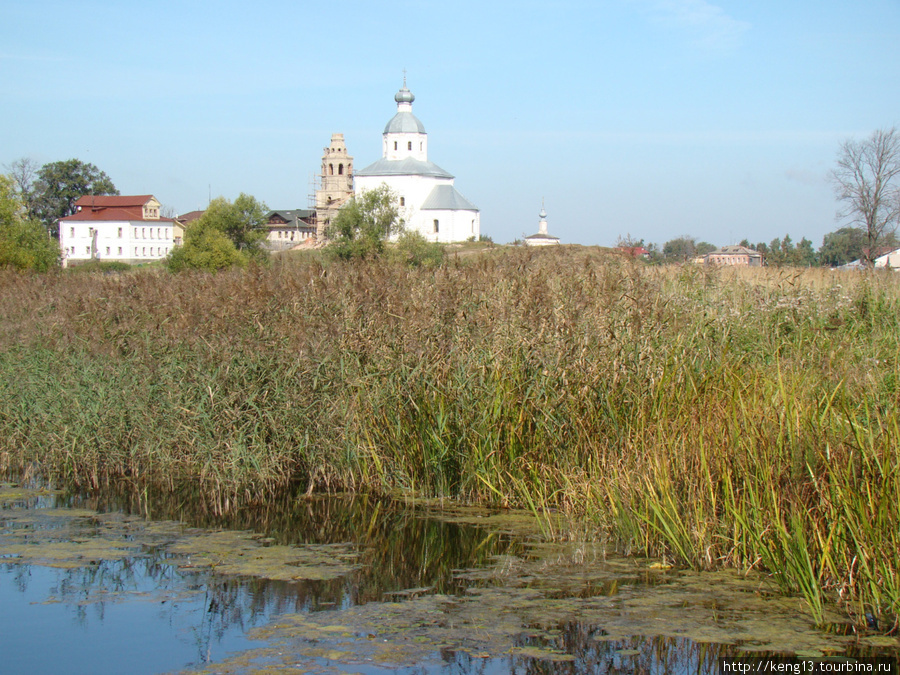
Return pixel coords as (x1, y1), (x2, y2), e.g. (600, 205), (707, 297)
(2, 0), (899, 247)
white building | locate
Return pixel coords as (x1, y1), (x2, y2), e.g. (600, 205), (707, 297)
(874, 247), (900, 269)
(524, 204), (560, 246)
(59, 195), (175, 267)
(354, 80), (480, 243)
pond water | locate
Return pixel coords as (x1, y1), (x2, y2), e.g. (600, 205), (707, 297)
(1, 480), (897, 674)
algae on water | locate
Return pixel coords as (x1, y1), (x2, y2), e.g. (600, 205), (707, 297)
(0, 484), (360, 582)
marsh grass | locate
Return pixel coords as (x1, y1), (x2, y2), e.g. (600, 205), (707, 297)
(1, 248), (898, 630)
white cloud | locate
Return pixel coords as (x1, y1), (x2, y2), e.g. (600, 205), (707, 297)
(645, 0), (751, 51)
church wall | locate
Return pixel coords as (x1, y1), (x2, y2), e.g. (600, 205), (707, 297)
(354, 82), (479, 244)
(414, 208), (480, 243)
(382, 133), (428, 161)
(355, 174), (458, 241)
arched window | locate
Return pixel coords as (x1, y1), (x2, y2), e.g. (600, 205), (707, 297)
(329, 164), (334, 175)
(338, 164), (344, 175)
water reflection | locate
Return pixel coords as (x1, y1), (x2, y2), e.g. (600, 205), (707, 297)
(63, 482), (535, 601)
(0, 480), (533, 674)
(439, 633), (736, 675)
(2, 480), (897, 675)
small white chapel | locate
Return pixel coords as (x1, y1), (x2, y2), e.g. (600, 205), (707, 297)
(354, 78), (480, 243)
(524, 202), (560, 246)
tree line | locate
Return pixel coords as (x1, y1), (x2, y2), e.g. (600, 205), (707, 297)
(619, 229), (889, 268)
(623, 127), (900, 268)
(4, 126), (900, 272)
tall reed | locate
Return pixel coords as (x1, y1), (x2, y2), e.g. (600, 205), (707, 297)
(0, 250), (897, 629)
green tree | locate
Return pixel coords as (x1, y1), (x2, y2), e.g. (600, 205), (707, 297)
(167, 217), (247, 272)
(644, 241), (663, 263)
(0, 174), (19, 225)
(326, 185), (403, 260)
(390, 230), (444, 267)
(0, 174), (59, 272)
(696, 241), (716, 255)
(201, 193), (269, 257)
(796, 237), (817, 266)
(32, 159), (119, 237)
(767, 237), (784, 265)
(817, 226), (896, 267)
(831, 127), (900, 265)
(662, 236), (698, 261)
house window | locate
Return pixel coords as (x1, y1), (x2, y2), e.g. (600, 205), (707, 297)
(106, 247), (110, 255)
(157, 227), (161, 237)
(150, 229), (154, 239)
(142, 247), (146, 256)
(338, 164), (343, 175)
(70, 227), (74, 237)
(433, 219), (439, 234)
(420, 142), (423, 151)
(85, 246), (90, 254)
(394, 141), (398, 150)
(408, 141), (412, 151)
(142, 228), (146, 238)
(118, 247), (122, 255)
(400, 197), (405, 206)
(134, 228), (138, 238)
(117, 227), (122, 238)
(88, 227), (94, 236)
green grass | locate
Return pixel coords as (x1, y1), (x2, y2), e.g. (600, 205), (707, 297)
(0, 248), (898, 631)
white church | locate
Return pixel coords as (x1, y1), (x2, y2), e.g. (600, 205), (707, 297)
(354, 79), (480, 243)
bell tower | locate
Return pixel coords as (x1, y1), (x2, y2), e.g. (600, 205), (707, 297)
(315, 133), (354, 241)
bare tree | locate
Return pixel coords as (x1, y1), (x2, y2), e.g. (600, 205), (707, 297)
(831, 127), (900, 265)
(4, 157), (39, 217)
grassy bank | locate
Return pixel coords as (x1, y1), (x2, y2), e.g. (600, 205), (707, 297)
(0, 247), (898, 631)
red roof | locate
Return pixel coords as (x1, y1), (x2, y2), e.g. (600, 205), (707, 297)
(618, 246), (650, 257)
(61, 194), (173, 223)
(62, 208), (174, 223)
(73, 195), (154, 208)
(176, 210), (204, 224)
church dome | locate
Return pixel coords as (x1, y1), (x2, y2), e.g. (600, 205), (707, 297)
(394, 85), (415, 104)
(384, 112), (426, 134)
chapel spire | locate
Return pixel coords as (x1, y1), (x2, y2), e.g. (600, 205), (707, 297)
(394, 73), (415, 108)
(382, 73), (427, 161)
